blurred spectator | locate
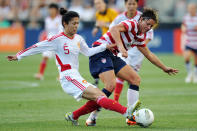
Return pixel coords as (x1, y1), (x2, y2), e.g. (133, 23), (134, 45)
(0, 14), (10, 28)
(38, 0), (48, 21)
(17, 0), (30, 21)
(27, 18), (41, 29)
(11, 18), (23, 28)
(138, 0), (145, 11)
(0, 0), (11, 20)
(174, 0), (187, 22)
(80, 3), (95, 22)
(69, 0), (84, 17)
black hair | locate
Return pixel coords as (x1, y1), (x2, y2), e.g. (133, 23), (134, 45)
(125, 0), (138, 3)
(48, 3), (59, 10)
(141, 8), (158, 24)
(60, 8), (79, 27)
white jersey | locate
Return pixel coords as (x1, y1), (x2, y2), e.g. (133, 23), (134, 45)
(183, 13), (197, 49)
(45, 15), (62, 38)
(109, 11), (154, 71)
(16, 32), (107, 79)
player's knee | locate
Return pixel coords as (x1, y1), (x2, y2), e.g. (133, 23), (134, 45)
(94, 92), (106, 101)
(128, 75), (141, 85)
(104, 80), (116, 92)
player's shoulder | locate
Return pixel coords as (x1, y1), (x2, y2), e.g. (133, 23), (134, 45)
(116, 12), (127, 19)
(74, 34), (85, 41)
(47, 32), (64, 41)
(136, 10), (142, 16)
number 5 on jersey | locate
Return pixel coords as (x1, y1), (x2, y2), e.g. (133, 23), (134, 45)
(64, 44), (69, 54)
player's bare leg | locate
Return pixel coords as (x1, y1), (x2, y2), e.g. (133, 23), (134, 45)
(116, 65), (141, 125)
(86, 70), (117, 126)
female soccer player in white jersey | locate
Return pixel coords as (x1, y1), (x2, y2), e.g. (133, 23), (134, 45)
(182, 3), (197, 83)
(35, 3), (62, 80)
(7, 8), (141, 126)
(86, 8), (178, 126)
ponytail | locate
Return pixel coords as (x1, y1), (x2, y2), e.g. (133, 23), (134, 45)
(60, 8), (79, 27)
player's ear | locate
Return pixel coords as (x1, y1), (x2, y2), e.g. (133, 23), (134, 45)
(63, 22), (67, 27)
(139, 17), (143, 22)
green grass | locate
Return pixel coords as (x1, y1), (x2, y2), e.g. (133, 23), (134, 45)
(0, 53), (197, 131)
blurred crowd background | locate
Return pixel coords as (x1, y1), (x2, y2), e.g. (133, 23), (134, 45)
(0, 0), (197, 29)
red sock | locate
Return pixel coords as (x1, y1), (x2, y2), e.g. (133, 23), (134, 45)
(73, 100), (100, 120)
(39, 60), (47, 75)
(97, 96), (127, 115)
(114, 78), (124, 102)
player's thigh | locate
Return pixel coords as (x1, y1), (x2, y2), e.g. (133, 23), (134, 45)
(98, 70), (117, 92)
(184, 48), (193, 61)
(82, 86), (106, 101)
(116, 64), (140, 86)
(194, 52), (197, 65)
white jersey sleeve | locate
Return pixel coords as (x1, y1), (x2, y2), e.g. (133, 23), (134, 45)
(79, 36), (107, 56)
(109, 15), (122, 29)
(16, 39), (57, 60)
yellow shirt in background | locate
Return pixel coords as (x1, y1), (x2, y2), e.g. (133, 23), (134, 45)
(95, 8), (118, 35)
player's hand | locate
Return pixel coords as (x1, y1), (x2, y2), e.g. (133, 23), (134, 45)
(92, 27), (99, 37)
(106, 44), (117, 51)
(6, 55), (18, 61)
(119, 47), (128, 58)
(163, 67), (179, 75)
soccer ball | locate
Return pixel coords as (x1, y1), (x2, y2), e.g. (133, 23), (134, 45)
(133, 108), (154, 128)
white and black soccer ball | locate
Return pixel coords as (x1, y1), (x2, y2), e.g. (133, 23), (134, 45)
(133, 108), (154, 128)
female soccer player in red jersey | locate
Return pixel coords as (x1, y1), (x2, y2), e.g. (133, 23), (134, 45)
(182, 3), (197, 83)
(86, 8), (178, 126)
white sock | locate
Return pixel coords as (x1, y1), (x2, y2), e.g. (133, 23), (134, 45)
(87, 110), (100, 120)
(185, 62), (192, 74)
(127, 89), (139, 106)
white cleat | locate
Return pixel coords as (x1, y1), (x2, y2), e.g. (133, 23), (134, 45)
(65, 112), (79, 126)
(185, 73), (193, 83)
(86, 118), (96, 126)
(127, 100), (141, 119)
(34, 73), (44, 80)
(85, 109), (100, 126)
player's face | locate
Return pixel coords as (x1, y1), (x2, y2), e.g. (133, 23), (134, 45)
(64, 17), (79, 35)
(49, 8), (58, 17)
(94, 0), (106, 12)
(139, 19), (155, 33)
(125, 0), (138, 14)
(188, 4), (196, 16)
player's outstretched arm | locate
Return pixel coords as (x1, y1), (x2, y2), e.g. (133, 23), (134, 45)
(137, 46), (179, 75)
(6, 55), (18, 61)
(109, 23), (128, 58)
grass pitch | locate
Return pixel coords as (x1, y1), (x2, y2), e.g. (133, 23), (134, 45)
(0, 53), (197, 131)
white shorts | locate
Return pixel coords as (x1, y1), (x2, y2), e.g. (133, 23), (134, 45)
(60, 69), (96, 101)
(117, 47), (144, 72)
(42, 51), (54, 58)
